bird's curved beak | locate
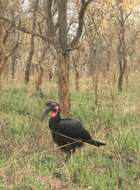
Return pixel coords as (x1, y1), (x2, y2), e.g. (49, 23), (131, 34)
(40, 106), (51, 121)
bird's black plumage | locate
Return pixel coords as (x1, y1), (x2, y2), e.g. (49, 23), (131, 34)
(41, 101), (105, 155)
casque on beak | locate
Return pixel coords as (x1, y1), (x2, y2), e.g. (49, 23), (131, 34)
(41, 106), (51, 121)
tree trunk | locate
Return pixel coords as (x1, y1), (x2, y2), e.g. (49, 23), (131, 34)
(117, 0), (127, 92)
(35, 66), (44, 98)
(35, 45), (45, 93)
(44, 0), (92, 115)
(75, 72), (80, 91)
(118, 23), (127, 91)
(57, 0), (70, 116)
(25, 0), (38, 83)
(72, 52), (80, 91)
(58, 51), (70, 116)
(0, 7), (4, 88)
(11, 54), (17, 79)
(24, 45), (34, 83)
(11, 10), (18, 80)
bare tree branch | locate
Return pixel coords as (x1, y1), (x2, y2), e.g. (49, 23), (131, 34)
(0, 16), (46, 41)
(67, 0), (93, 50)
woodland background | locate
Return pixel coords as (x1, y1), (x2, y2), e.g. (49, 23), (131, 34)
(0, 0), (140, 189)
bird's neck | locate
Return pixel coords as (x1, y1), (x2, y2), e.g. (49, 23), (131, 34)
(49, 112), (61, 130)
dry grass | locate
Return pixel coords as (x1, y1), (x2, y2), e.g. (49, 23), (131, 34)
(0, 70), (140, 189)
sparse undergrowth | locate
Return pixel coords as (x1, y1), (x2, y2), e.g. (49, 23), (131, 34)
(0, 83), (140, 190)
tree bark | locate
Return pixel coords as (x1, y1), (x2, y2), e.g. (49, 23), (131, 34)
(57, 0), (70, 116)
(11, 54), (17, 79)
(35, 65), (44, 95)
(58, 51), (70, 116)
(117, 1), (127, 92)
(35, 44), (46, 93)
(25, 0), (38, 83)
(11, 10), (18, 79)
(72, 51), (80, 91)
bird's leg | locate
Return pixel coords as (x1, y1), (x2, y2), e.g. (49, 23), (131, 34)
(65, 148), (75, 161)
(65, 151), (72, 161)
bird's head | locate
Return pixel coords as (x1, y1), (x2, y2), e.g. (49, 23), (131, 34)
(41, 101), (60, 120)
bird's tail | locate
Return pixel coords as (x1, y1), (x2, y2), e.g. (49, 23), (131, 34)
(85, 139), (106, 147)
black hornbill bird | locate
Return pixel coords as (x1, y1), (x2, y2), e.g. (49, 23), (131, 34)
(41, 101), (105, 155)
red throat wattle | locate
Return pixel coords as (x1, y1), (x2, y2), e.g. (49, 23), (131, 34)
(51, 111), (57, 118)
(51, 106), (59, 118)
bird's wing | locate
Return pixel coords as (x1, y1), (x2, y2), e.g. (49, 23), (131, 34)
(59, 119), (92, 140)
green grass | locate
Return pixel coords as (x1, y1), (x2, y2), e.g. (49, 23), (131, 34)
(0, 85), (140, 189)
